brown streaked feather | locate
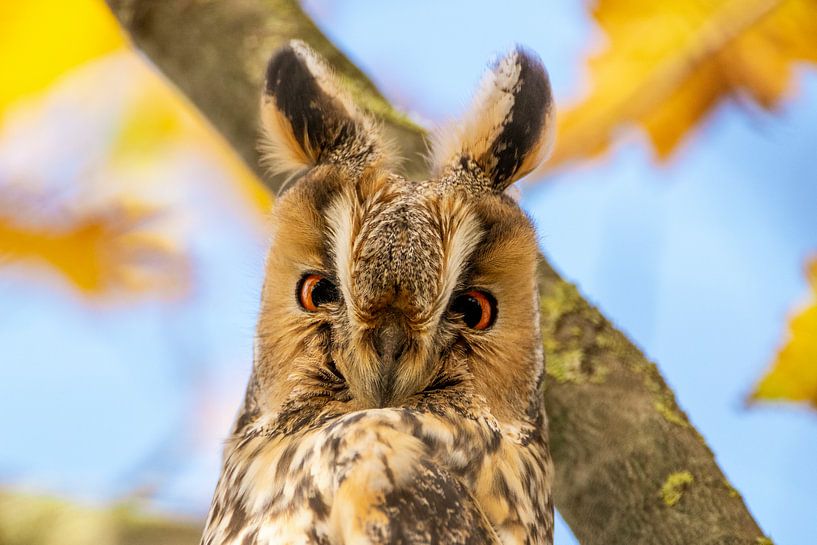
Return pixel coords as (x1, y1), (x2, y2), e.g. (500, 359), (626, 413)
(430, 47), (555, 191)
(260, 40), (393, 176)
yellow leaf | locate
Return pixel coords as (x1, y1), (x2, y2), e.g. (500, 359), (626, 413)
(0, 201), (189, 298)
(752, 257), (817, 408)
(0, 2), (271, 300)
(544, 0), (817, 171)
(111, 96), (183, 159)
(0, 0), (124, 118)
(0, 49), (271, 301)
(112, 76), (274, 216)
(104, 52), (274, 216)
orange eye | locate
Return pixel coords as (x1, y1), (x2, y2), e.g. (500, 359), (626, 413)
(451, 290), (496, 330)
(298, 274), (339, 311)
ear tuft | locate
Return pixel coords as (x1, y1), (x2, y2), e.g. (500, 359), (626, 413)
(260, 40), (386, 175)
(431, 47), (554, 191)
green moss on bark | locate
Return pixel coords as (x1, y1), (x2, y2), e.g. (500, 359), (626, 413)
(654, 400), (690, 428)
(660, 471), (694, 507)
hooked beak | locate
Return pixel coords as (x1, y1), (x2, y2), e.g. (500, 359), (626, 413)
(371, 321), (408, 407)
(340, 311), (436, 409)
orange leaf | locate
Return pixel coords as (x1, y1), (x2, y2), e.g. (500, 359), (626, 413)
(752, 257), (817, 408)
(540, 0), (817, 172)
(0, 201), (189, 298)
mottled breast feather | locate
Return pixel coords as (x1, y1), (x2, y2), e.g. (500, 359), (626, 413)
(203, 397), (552, 545)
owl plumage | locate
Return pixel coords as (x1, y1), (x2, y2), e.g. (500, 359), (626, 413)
(202, 40), (555, 545)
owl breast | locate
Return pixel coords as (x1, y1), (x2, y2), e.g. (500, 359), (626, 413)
(202, 401), (552, 545)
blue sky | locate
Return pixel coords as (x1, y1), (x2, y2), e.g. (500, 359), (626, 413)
(1, 1), (816, 543)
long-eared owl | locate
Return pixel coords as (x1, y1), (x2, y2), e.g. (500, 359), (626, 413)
(202, 40), (556, 545)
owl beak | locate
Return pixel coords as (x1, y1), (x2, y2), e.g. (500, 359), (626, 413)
(372, 322), (408, 407)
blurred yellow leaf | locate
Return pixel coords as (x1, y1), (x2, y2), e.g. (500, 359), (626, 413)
(0, 202), (188, 297)
(107, 74), (273, 215)
(753, 257), (817, 408)
(0, 47), (272, 301)
(0, 0), (124, 118)
(0, 0), (271, 301)
(112, 95), (183, 158)
(544, 0), (817, 171)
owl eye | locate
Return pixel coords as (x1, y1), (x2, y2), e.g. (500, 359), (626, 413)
(298, 274), (339, 311)
(451, 290), (496, 330)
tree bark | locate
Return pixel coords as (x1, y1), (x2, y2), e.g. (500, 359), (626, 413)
(46, 1), (766, 543)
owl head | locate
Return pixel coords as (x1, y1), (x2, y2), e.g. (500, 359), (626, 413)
(247, 41), (553, 429)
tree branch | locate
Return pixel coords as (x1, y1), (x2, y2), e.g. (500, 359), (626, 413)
(92, 1), (767, 543)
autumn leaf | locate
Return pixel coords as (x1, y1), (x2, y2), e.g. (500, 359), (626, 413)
(541, 0), (817, 172)
(752, 257), (817, 408)
(108, 78), (274, 216)
(0, 0), (124, 118)
(0, 200), (189, 297)
(0, 46), (276, 300)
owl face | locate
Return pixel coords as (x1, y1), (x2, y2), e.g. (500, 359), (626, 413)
(250, 41), (553, 427)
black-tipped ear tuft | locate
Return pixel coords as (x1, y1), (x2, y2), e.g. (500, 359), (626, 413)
(431, 46), (554, 191)
(260, 40), (385, 175)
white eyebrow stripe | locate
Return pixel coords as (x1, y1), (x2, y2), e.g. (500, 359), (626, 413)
(325, 187), (483, 331)
(325, 189), (361, 323)
(431, 200), (484, 325)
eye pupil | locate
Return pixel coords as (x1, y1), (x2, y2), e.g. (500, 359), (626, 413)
(311, 278), (339, 307)
(298, 274), (339, 311)
(451, 290), (496, 330)
(454, 296), (483, 328)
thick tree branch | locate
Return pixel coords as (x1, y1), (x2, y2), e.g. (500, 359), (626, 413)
(537, 260), (765, 544)
(90, 1), (768, 544)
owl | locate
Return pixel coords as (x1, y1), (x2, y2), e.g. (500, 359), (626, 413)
(202, 40), (555, 545)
